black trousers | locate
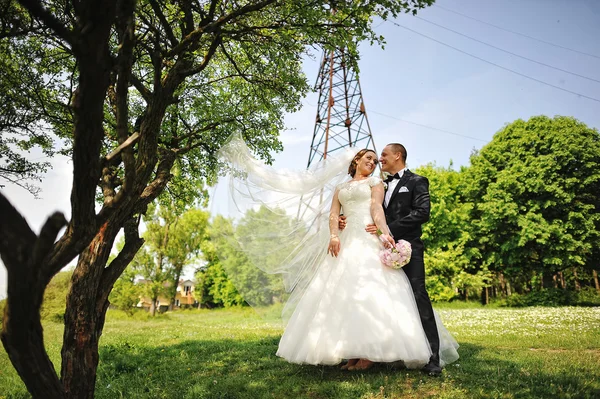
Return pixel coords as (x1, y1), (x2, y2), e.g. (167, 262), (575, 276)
(402, 239), (440, 365)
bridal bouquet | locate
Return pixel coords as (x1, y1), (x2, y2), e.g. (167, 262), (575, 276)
(379, 239), (412, 269)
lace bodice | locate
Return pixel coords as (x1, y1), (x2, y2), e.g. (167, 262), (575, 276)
(337, 176), (382, 229)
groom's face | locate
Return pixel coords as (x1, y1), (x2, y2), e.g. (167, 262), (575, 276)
(379, 145), (402, 173)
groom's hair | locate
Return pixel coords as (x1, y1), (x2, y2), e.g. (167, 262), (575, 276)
(388, 143), (407, 163)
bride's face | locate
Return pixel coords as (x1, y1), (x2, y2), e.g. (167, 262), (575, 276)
(356, 151), (378, 176)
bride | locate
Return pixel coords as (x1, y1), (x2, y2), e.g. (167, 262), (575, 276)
(219, 139), (459, 372)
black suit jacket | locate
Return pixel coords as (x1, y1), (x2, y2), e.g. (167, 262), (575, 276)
(384, 170), (430, 247)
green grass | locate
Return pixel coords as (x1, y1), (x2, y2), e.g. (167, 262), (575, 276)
(1, 306), (599, 398)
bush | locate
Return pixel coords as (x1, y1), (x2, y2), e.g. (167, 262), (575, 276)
(106, 307), (171, 321)
(574, 287), (600, 306)
(40, 270), (72, 322)
(527, 288), (575, 306)
(1, 280), (70, 325)
(497, 288), (600, 307)
(497, 293), (527, 308)
(0, 298), (5, 325)
(426, 275), (457, 302)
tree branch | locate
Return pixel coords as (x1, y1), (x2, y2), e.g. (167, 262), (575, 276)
(180, 33), (222, 77)
(148, 0), (178, 46)
(104, 132), (140, 163)
(140, 149), (177, 203)
(99, 217), (144, 301)
(0, 193), (67, 398)
(166, 0), (277, 57)
(0, 193), (36, 266)
(33, 212), (69, 280)
(177, 0), (195, 34)
(115, 0), (137, 192)
(130, 74), (152, 103)
(17, 0), (73, 45)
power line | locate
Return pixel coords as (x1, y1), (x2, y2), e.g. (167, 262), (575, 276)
(434, 4), (600, 60)
(302, 101), (487, 143)
(367, 110), (488, 143)
(415, 16), (600, 84)
(390, 21), (600, 104)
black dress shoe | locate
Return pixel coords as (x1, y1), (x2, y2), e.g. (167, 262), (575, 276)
(421, 362), (442, 377)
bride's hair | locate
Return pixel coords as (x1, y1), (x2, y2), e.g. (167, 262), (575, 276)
(348, 149), (377, 176)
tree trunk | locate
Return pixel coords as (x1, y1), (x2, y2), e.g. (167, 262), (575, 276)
(150, 295), (158, 316)
(56, 2), (121, 396)
(573, 268), (581, 291)
(480, 287), (489, 305)
(170, 267), (183, 310)
(60, 216), (143, 399)
(559, 271), (566, 289)
(61, 297), (108, 399)
(60, 222), (118, 399)
(498, 272), (506, 296)
(542, 271), (552, 289)
(593, 270), (600, 293)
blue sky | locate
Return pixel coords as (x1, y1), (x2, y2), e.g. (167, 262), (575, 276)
(1, 0), (599, 299)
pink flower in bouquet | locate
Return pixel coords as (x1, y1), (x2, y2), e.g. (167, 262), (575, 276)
(379, 239), (412, 269)
(380, 250), (393, 266)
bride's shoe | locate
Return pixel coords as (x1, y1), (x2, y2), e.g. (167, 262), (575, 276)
(341, 359), (358, 370)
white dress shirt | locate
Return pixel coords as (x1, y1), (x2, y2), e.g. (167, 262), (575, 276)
(384, 167), (407, 207)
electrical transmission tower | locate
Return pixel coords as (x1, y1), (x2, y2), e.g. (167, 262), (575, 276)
(297, 47), (377, 220)
(306, 48), (376, 167)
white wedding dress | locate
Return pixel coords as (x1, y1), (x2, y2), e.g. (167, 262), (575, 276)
(276, 177), (459, 367)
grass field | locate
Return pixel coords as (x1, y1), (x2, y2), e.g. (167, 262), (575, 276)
(1, 305), (599, 398)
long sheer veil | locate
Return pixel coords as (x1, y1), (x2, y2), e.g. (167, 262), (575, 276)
(216, 134), (359, 321)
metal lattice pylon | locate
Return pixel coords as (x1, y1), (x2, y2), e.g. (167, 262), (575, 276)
(307, 48), (376, 166)
(297, 47), (377, 220)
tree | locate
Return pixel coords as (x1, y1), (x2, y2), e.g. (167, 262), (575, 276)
(195, 216), (245, 308)
(231, 205), (305, 305)
(39, 271), (72, 322)
(0, 1), (62, 196)
(107, 265), (139, 315)
(133, 203), (174, 316)
(135, 202), (209, 314)
(416, 163), (488, 301)
(164, 208), (209, 310)
(464, 115), (600, 292)
(107, 238), (142, 314)
(131, 246), (169, 316)
(194, 206), (300, 309)
(0, 1), (435, 397)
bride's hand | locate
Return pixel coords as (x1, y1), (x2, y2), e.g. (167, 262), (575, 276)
(379, 233), (395, 248)
(328, 236), (341, 257)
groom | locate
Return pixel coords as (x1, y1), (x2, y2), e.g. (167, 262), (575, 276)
(341, 143), (442, 376)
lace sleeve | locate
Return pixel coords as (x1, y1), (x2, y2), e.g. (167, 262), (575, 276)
(368, 176), (383, 187)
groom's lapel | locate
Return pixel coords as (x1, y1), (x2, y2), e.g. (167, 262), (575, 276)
(387, 170), (412, 206)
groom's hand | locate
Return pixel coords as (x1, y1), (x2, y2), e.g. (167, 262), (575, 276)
(365, 223), (378, 235)
(338, 215), (347, 230)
